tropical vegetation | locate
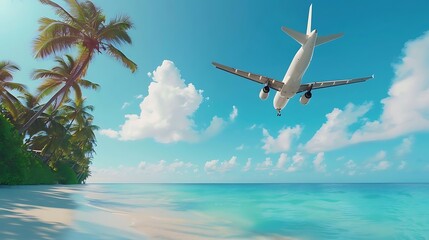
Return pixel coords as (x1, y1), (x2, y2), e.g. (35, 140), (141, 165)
(0, 0), (136, 185)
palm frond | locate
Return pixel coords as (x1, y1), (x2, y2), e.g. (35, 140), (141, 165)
(38, 18), (81, 38)
(105, 44), (137, 73)
(32, 69), (65, 80)
(99, 16), (133, 45)
(37, 79), (62, 100)
(39, 0), (82, 26)
(3, 82), (27, 92)
(71, 82), (83, 101)
(78, 79), (99, 90)
(34, 35), (80, 58)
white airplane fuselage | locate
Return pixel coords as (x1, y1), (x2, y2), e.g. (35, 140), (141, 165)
(273, 30), (318, 111)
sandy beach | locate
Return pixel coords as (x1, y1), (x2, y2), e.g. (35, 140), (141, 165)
(0, 185), (297, 240)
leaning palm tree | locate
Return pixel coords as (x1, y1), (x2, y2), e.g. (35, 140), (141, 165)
(0, 61), (27, 120)
(33, 54), (100, 107)
(20, 0), (137, 134)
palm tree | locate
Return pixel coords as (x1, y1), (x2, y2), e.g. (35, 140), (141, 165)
(33, 54), (100, 107)
(20, 0), (137, 134)
(0, 61), (26, 120)
(62, 98), (94, 131)
(15, 92), (46, 138)
(27, 106), (69, 165)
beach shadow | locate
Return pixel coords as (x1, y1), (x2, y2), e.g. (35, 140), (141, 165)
(0, 185), (78, 240)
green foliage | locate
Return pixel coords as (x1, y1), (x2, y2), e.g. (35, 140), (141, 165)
(25, 153), (56, 184)
(55, 162), (78, 184)
(0, 113), (30, 184)
(0, 112), (92, 185)
(0, 114), (56, 185)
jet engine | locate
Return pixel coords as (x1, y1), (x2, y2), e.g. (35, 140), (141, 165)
(299, 91), (312, 105)
(259, 86), (270, 100)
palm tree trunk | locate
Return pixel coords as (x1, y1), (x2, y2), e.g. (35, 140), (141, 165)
(19, 51), (93, 135)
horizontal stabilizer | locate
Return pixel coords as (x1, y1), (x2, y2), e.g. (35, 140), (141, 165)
(281, 26), (307, 45)
(315, 33), (344, 46)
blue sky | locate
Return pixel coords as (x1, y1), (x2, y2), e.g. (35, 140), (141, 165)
(1, 0), (429, 183)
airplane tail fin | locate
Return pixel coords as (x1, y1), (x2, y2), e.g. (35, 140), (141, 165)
(281, 4), (313, 46)
(306, 4), (312, 35)
(282, 4), (343, 46)
(281, 26), (307, 45)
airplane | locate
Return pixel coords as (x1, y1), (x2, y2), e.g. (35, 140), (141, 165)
(212, 4), (374, 116)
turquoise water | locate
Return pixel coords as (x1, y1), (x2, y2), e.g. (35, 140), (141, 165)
(1, 184), (429, 239)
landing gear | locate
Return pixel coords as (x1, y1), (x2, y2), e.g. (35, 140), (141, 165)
(276, 109), (282, 116)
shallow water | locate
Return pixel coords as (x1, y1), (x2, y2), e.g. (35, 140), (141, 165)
(1, 183), (428, 239)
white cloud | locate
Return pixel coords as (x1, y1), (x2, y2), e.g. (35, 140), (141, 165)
(365, 150), (390, 171)
(307, 31), (429, 152)
(313, 152), (326, 173)
(374, 150), (387, 161)
(99, 128), (119, 138)
(243, 158), (251, 172)
(351, 32), (429, 142)
(305, 103), (372, 153)
(204, 160), (218, 172)
(204, 156), (237, 173)
(344, 160), (357, 176)
(275, 153), (288, 169)
(202, 116), (226, 138)
(89, 160), (196, 183)
(236, 144), (245, 151)
(121, 102), (130, 109)
(100, 60), (228, 143)
(138, 159), (194, 173)
(249, 124), (257, 130)
(373, 161), (390, 171)
(285, 152), (305, 173)
(262, 125), (302, 153)
(229, 105), (238, 121)
(136, 94), (144, 99)
(396, 137), (413, 156)
(398, 161), (407, 170)
(256, 158), (273, 170)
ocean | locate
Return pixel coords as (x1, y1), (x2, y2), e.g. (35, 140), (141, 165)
(1, 183), (428, 239)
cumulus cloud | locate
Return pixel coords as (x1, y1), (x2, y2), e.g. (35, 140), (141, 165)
(89, 159), (196, 183)
(236, 144), (245, 151)
(373, 161), (390, 171)
(285, 152), (305, 173)
(275, 153), (288, 169)
(396, 137), (413, 156)
(204, 156), (237, 173)
(121, 102), (130, 109)
(344, 160), (357, 176)
(305, 103), (372, 153)
(256, 158), (273, 170)
(243, 158), (252, 172)
(351, 32), (429, 142)
(100, 60), (232, 143)
(229, 105), (238, 121)
(99, 129), (119, 138)
(398, 161), (407, 170)
(306, 31), (429, 152)
(262, 125), (302, 153)
(138, 159), (194, 173)
(313, 152), (326, 173)
(374, 150), (387, 161)
(365, 150), (390, 171)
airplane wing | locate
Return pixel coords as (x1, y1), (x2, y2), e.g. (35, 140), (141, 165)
(212, 62), (284, 91)
(297, 75), (374, 93)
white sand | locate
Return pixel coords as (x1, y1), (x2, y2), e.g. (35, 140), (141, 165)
(0, 185), (299, 240)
